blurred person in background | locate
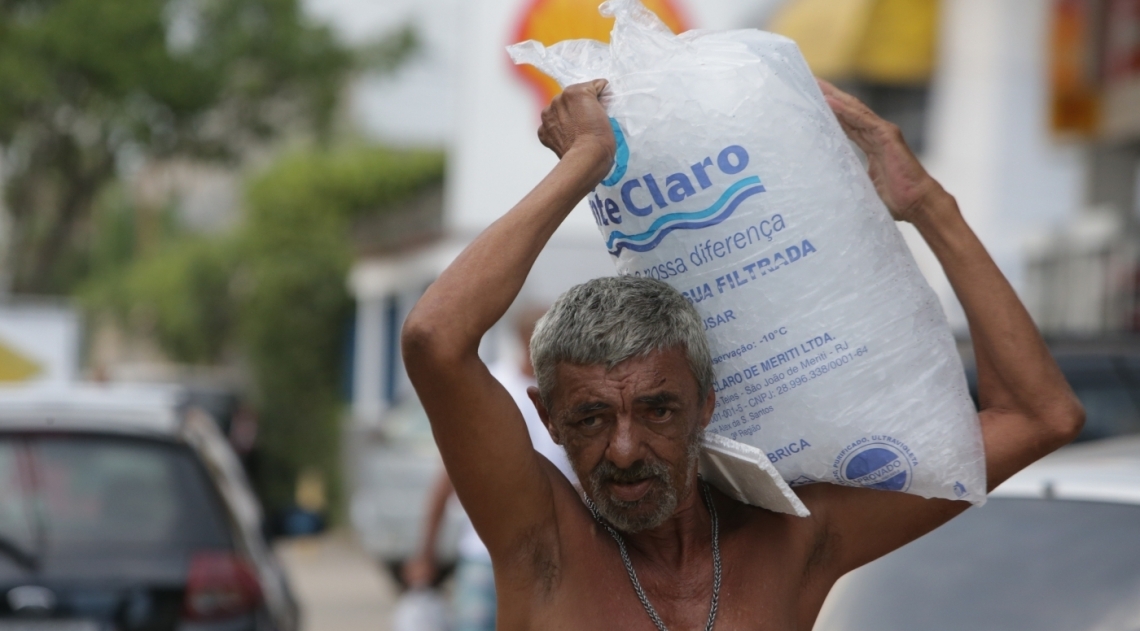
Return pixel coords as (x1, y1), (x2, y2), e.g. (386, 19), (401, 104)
(404, 307), (578, 631)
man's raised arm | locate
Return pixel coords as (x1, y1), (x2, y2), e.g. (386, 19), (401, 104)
(796, 81), (1086, 579)
(401, 81), (615, 559)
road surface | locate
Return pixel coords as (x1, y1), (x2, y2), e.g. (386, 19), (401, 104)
(276, 533), (400, 631)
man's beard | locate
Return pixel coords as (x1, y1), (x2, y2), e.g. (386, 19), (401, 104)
(586, 428), (703, 533)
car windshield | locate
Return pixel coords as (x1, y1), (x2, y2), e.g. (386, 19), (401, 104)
(0, 435), (231, 560)
(815, 498), (1140, 631)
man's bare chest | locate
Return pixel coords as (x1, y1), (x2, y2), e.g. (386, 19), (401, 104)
(503, 541), (813, 631)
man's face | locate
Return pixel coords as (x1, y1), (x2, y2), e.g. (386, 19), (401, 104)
(533, 347), (714, 533)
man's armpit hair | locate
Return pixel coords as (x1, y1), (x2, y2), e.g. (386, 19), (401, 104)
(501, 523), (561, 596)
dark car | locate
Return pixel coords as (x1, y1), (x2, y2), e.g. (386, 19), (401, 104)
(964, 338), (1140, 442)
(0, 385), (299, 631)
(814, 435), (1140, 630)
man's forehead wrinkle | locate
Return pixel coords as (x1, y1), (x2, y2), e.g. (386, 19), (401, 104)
(572, 401), (610, 415)
(637, 392), (680, 406)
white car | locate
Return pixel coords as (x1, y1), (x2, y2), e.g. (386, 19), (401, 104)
(814, 435), (1140, 631)
(348, 399), (465, 583)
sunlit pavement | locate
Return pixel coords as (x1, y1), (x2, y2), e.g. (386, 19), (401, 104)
(276, 532), (399, 631)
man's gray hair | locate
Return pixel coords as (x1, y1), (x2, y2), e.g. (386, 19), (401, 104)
(529, 276), (714, 406)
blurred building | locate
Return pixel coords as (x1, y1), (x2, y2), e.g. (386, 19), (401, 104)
(768, 0), (940, 151)
(306, 0), (464, 148)
(1023, 0), (1140, 335)
(340, 0), (1134, 422)
(769, 0), (1099, 332)
(341, 0), (783, 425)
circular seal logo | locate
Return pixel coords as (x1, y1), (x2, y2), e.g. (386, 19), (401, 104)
(838, 442), (912, 492)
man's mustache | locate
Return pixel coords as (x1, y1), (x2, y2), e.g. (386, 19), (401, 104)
(591, 459), (670, 486)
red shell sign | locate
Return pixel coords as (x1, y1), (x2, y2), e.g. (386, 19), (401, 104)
(511, 0), (690, 105)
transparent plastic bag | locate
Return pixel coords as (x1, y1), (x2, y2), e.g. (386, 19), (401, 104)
(509, 0), (986, 504)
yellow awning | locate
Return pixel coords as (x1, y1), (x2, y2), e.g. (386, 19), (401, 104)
(768, 0), (940, 85)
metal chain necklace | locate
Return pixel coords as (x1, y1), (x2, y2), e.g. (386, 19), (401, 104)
(583, 480), (721, 631)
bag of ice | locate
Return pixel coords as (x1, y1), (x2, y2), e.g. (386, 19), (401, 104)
(509, 0), (986, 504)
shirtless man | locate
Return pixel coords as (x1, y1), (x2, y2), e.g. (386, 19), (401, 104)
(401, 79), (1084, 630)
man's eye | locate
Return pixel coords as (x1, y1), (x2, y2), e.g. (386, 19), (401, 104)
(651, 407), (670, 419)
(580, 416), (601, 428)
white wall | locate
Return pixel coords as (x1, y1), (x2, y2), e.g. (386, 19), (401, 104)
(305, 0), (465, 147)
(909, 0), (1085, 329)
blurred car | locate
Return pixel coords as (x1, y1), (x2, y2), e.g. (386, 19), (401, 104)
(349, 399), (464, 584)
(177, 387), (243, 441)
(0, 384), (299, 631)
(813, 435), (1140, 631)
(965, 338), (1140, 442)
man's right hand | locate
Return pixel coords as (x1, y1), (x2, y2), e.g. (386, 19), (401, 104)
(538, 79), (616, 167)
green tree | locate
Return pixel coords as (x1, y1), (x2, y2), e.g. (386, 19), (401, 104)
(0, 0), (409, 293)
(238, 147), (444, 512)
(82, 145), (446, 515)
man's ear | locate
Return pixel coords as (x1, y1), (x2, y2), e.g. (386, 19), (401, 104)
(528, 386), (562, 445)
(699, 387), (715, 430)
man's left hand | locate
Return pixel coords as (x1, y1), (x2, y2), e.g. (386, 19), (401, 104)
(819, 79), (944, 224)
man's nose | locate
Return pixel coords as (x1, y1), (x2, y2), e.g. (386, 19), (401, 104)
(605, 416), (645, 469)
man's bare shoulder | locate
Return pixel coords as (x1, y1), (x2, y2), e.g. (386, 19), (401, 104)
(712, 488), (824, 560)
(713, 489), (853, 627)
(792, 480), (970, 579)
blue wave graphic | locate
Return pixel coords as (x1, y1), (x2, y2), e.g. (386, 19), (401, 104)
(601, 118), (629, 187)
(605, 177), (764, 251)
(608, 183), (766, 255)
